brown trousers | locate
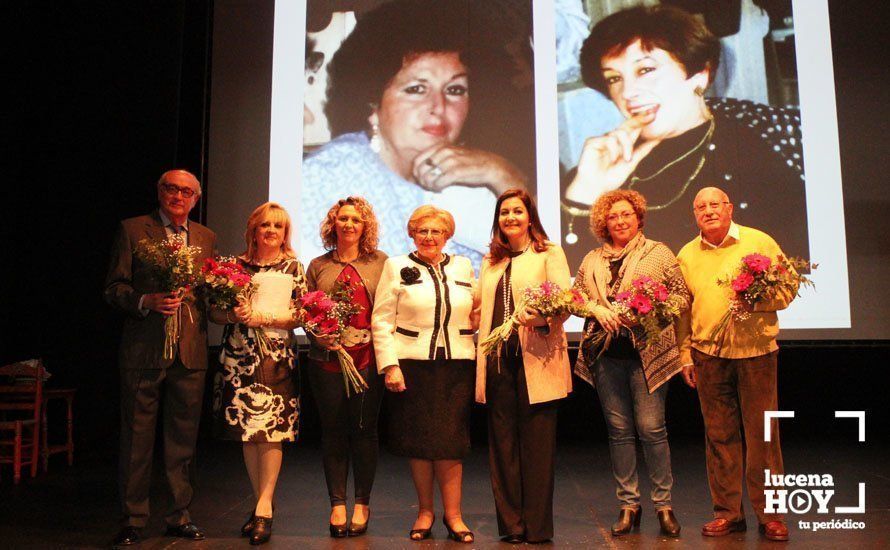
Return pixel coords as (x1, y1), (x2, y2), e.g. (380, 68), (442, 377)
(693, 349), (784, 524)
(486, 353), (558, 542)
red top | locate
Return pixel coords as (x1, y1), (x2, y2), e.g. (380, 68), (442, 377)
(318, 264), (375, 373)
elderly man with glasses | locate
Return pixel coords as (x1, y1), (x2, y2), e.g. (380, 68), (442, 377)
(676, 187), (798, 542)
(104, 169), (217, 546)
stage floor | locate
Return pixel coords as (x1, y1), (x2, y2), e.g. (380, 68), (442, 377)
(1, 439), (887, 549)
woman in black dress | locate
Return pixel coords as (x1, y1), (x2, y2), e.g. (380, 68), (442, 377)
(210, 202), (306, 545)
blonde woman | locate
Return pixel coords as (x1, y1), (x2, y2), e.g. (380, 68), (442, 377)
(210, 202), (306, 545)
(371, 205), (477, 543)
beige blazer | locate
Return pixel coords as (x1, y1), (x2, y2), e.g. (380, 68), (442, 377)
(475, 243), (572, 405)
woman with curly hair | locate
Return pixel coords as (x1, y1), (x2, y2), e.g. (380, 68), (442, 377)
(300, 0), (534, 269)
(305, 196), (388, 537)
(573, 189), (690, 538)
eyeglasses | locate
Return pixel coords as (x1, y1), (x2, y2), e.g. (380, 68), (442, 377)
(416, 228), (445, 238)
(160, 183), (198, 199)
(606, 211), (636, 223)
(694, 201), (729, 213)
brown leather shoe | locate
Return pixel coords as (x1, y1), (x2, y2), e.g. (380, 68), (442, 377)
(760, 521), (789, 541)
(701, 517), (747, 537)
(611, 507), (641, 536)
(657, 509), (681, 537)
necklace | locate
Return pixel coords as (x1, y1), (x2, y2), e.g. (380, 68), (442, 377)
(249, 252), (284, 267)
(502, 242), (529, 324)
(503, 263), (513, 325)
(628, 117), (715, 211)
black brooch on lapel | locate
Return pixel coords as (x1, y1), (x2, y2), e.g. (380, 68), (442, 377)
(400, 266), (422, 285)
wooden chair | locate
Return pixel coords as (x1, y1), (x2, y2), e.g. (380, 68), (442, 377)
(42, 387), (77, 469)
(0, 360), (44, 484)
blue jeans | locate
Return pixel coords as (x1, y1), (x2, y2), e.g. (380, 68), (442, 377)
(593, 356), (673, 510)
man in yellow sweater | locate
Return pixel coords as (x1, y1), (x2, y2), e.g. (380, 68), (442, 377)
(676, 187), (797, 542)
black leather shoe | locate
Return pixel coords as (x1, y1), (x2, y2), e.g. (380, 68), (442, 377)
(241, 514), (257, 537)
(250, 516), (273, 545)
(409, 514), (435, 541)
(611, 507), (641, 536)
(164, 522), (206, 540)
(112, 526), (141, 547)
(347, 509), (370, 536)
(657, 509), (681, 537)
(501, 534), (525, 544)
(443, 517), (474, 544)
(329, 522), (348, 538)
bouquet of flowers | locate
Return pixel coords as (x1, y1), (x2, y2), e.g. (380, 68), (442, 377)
(581, 276), (685, 361)
(298, 283), (369, 396)
(709, 253), (816, 347)
(197, 256), (251, 308)
(133, 233), (202, 359)
(613, 276), (686, 346)
(480, 281), (591, 358)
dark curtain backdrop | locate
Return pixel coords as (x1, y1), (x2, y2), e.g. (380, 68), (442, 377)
(4, 0), (888, 446)
(6, 1), (213, 443)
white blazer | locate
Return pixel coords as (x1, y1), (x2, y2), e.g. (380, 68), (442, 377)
(372, 253), (477, 372)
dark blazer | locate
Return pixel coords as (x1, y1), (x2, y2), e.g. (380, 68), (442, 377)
(104, 211), (217, 370)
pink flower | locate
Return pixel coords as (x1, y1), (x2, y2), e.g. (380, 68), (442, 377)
(632, 276), (653, 290)
(653, 284), (669, 302)
(731, 272), (754, 292)
(630, 294), (652, 315)
(316, 297), (335, 312)
(743, 254), (771, 274)
(300, 290), (326, 308)
(540, 281), (557, 296)
(570, 289), (585, 304)
(317, 317), (339, 335)
(615, 290), (633, 304)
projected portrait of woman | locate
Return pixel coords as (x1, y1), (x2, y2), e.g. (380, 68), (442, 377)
(558, 2), (809, 269)
(300, 0), (536, 270)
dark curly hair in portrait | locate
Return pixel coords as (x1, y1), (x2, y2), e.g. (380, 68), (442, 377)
(324, 0), (536, 177)
(579, 5), (722, 96)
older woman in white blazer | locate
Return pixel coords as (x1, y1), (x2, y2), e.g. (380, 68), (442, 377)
(475, 189), (572, 544)
(371, 205), (477, 543)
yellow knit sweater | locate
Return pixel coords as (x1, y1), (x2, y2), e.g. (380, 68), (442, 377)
(676, 224), (797, 362)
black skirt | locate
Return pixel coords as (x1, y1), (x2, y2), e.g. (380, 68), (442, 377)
(385, 354), (475, 460)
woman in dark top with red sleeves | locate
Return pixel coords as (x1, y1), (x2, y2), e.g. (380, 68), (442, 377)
(305, 196), (387, 538)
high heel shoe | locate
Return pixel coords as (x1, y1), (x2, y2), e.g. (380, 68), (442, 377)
(249, 516), (273, 545)
(657, 508), (681, 537)
(347, 509), (370, 537)
(443, 517), (474, 544)
(611, 507), (641, 536)
(241, 513), (256, 537)
(409, 514), (435, 541)
(329, 522), (348, 538)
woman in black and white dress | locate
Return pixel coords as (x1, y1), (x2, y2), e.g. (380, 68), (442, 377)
(210, 202), (306, 545)
(371, 205), (477, 543)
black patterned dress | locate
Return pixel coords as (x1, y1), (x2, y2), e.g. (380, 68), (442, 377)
(213, 257), (307, 442)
